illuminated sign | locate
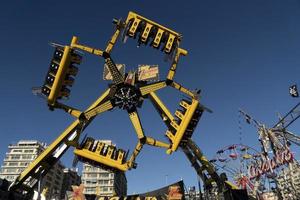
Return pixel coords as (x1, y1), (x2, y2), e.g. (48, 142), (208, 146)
(248, 148), (293, 179)
(138, 65), (159, 82)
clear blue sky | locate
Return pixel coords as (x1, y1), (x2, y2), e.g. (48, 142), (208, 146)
(1, 0), (300, 194)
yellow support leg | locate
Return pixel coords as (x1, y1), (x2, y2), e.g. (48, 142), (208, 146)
(11, 88), (113, 191)
(127, 141), (143, 169)
(167, 48), (188, 80)
(12, 120), (81, 190)
(145, 137), (170, 149)
(128, 110), (145, 139)
(148, 92), (174, 123)
(139, 81), (167, 96)
(105, 27), (122, 53)
(54, 102), (82, 118)
(84, 100), (113, 119)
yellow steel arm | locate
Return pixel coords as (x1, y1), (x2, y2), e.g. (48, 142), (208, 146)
(70, 36), (104, 57)
(127, 141), (143, 169)
(128, 110), (145, 139)
(87, 89), (111, 110)
(11, 120), (81, 191)
(105, 20), (123, 53)
(54, 102), (82, 118)
(170, 81), (197, 98)
(10, 89), (112, 192)
(145, 137), (170, 149)
(139, 81), (167, 96)
(167, 48), (188, 80)
(185, 138), (220, 184)
(84, 100), (114, 120)
(181, 146), (210, 186)
(182, 138), (238, 192)
(128, 110), (170, 149)
(148, 91), (174, 124)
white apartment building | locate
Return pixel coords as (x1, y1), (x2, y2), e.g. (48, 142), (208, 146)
(81, 140), (127, 197)
(0, 140), (64, 199)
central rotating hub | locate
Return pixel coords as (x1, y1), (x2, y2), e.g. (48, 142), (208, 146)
(113, 84), (142, 111)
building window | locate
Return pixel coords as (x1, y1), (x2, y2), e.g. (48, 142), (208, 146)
(10, 155), (20, 159)
(24, 150), (34, 153)
(12, 149), (23, 153)
(86, 188), (95, 193)
(22, 155), (32, 159)
(20, 162), (29, 166)
(5, 175), (15, 180)
(8, 162), (18, 166)
(6, 168), (17, 173)
(99, 173), (109, 178)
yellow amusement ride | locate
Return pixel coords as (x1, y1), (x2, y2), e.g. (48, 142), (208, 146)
(9, 11), (240, 199)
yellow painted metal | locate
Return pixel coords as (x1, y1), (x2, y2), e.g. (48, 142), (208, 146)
(170, 121), (179, 130)
(128, 111), (145, 139)
(152, 28), (164, 48)
(243, 154), (252, 159)
(55, 102), (82, 118)
(95, 142), (105, 154)
(127, 17), (141, 37)
(87, 89), (111, 110)
(105, 28), (121, 53)
(74, 149), (128, 171)
(167, 48), (188, 80)
(83, 138), (94, 150)
(15, 11), (233, 197)
(48, 46), (71, 106)
(164, 34), (176, 53)
(225, 181), (239, 190)
(175, 110), (184, 119)
(145, 137), (170, 149)
(17, 119), (80, 183)
(84, 100), (113, 119)
(171, 81), (196, 98)
(41, 187), (48, 197)
(14, 88), (112, 189)
(184, 138), (239, 191)
(139, 81), (167, 96)
(141, 23), (153, 43)
(67, 109), (82, 118)
(148, 92), (174, 122)
(125, 11), (182, 54)
(107, 146), (115, 158)
(166, 99), (199, 153)
(127, 141), (143, 168)
(125, 11), (181, 39)
(70, 36), (104, 57)
(116, 150), (126, 163)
